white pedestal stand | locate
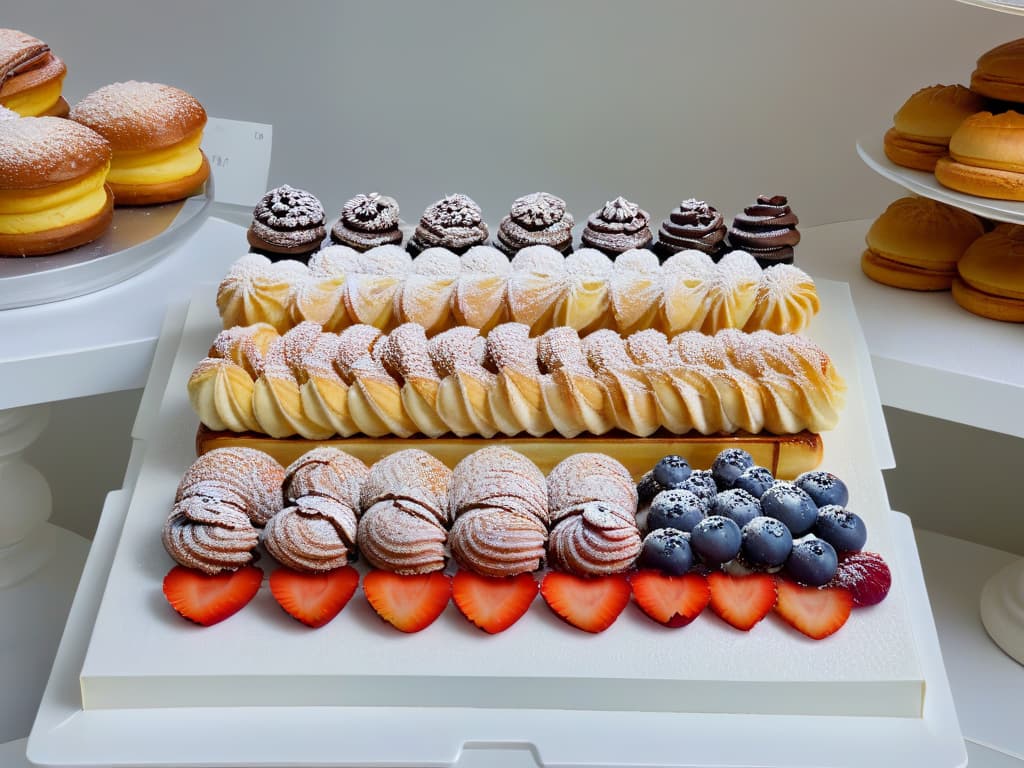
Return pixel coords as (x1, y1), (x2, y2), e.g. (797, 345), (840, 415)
(981, 561), (1024, 664)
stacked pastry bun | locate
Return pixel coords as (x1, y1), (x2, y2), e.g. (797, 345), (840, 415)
(189, 320), (845, 440)
(217, 245), (820, 337)
(164, 446), (642, 581)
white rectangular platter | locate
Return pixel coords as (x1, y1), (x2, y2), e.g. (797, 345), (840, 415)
(26, 282), (966, 767)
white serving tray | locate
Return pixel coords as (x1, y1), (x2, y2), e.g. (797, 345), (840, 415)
(30, 282), (965, 767)
(857, 135), (1024, 225)
(0, 180), (212, 310)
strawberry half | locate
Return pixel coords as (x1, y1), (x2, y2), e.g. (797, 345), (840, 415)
(162, 565), (262, 626)
(269, 566), (359, 628)
(629, 570), (710, 627)
(452, 571), (538, 634)
(540, 572), (631, 633)
(363, 570), (451, 633)
(775, 579), (853, 640)
(707, 572), (777, 631)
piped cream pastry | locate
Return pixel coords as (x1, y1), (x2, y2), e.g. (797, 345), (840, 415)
(452, 245), (511, 332)
(163, 497), (259, 575)
(262, 496), (357, 573)
(484, 322), (554, 437)
(188, 357), (261, 433)
(448, 447), (548, 577)
(548, 502), (641, 577)
(377, 323), (449, 438)
(330, 192), (402, 251)
(217, 243), (819, 336)
(580, 196), (653, 255)
(429, 326), (498, 438)
(346, 347), (418, 438)
(357, 450), (451, 574)
(546, 453), (638, 521)
(536, 327), (614, 437)
(496, 192), (574, 256)
(407, 193), (489, 256)
(217, 254), (307, 333)
(252, 327), (332, 439)
(175, 447), (285, 527)
(282, 447), (368, 509)
(208, 323), (279, 379)
(296, 333), (357, 437)
(581, 329), (661, 436)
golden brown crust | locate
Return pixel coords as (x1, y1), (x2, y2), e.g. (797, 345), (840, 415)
(883, 128), (946, 172)
(952, 277), (1024, 322)
(0, 116), (111, 190)
(860, 249), (955, 291)
(0, 184), (113, 257)
(957, 228), (1024, 299)
(109, 151), (210, 206)
(0, 52), (64, 100)
(971, 39), (1024, 102)
(935, 155), (1024, 201)
(69, 81), (207, 152)
(892, 84), (985, 141)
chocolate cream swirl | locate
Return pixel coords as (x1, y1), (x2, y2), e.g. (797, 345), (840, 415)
(408, 193), (489, 255)
(728, 195), (800, 261)
(330, 192), (402, 250)
(656, 199), (727, 257)
(580, 196), (653, 255)
(496, 192), (574, 256)
(249, 185), (326, 249)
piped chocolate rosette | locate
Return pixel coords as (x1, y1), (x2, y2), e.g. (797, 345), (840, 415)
(330, 192), (403, 251)
(728, 195), (801, 267)
(496, 192), (574, 257)
(247, 184), (327, 263)
(654, 199), (728, 261)
(407, 193), (489, 256)
(580, 196), (653, 256)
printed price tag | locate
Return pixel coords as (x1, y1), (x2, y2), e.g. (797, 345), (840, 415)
(201, 117), (273, 207)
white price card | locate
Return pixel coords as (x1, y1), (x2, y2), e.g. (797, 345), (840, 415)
(201, 117), (273, 207)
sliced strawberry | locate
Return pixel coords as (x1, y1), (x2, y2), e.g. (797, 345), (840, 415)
(707, 572), (777, 631)
(831, 551), (892, 607)
(540, 572), (631, 633)
(452, 571), (538, 634)
(363, 570), (451, 633)
(775, 579), (853, 640)
(269, 566), (359, 628)
(162, 565), (262, 626)
(629, 570), (710, 627)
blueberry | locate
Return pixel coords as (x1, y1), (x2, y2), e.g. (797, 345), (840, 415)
(711, 448), (755, 490)
(741, 516), (793, 569)
(794, 470), (849, 508)
(814, 505), (867, 553)
(652, 455), (692, 489)
(690, 515), (742, 566)
(733, 466), (776, 499)
(713, 488), (761, 528)
(638, 528), (694, 576)
(785, 536), (839, 586)
(678, 470), (717, 511)
(636, 471), (663, 505)
(760, 482), (818, 536)
(647, 489), (706, 533)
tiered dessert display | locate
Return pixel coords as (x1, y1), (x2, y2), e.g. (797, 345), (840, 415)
(853, 23), (1024, 665)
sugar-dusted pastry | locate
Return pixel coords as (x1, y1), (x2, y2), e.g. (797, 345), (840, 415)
(581, 196), (653, 256)
(654, 199), (728, 260)
(449, 447), (548, 577)
(163, 496), (259, 575)
(175, 447), (285, 526)
(495, 192), (574, 257)
(282, 447), (368, 509)
(0, 117), (113, 257)
(546, 453), (638, 521)
(246, 185), (326, 262)
(506, 245), (569, 333)
(407, 193), (489, 256)
(217, 254), (307, 333)
(342, 245), (412, 329)
(552, 249), (614, 334)
(610, 248), (663, 334)
(745, 263), (821, 333)
(193, 322), (846, 439)
(697, 250), (762, 332)
(452, 245), (511, 332)
(395, 247), (460, 334)
(188, 357), (261, 433)
(728, 195), (800, 266)
(330, 192), (402, 251)
(357, 450), (451, 574)
(208, 323), (279, 379)
(0, 29), (68, 117)
(69, 81), (209, 205)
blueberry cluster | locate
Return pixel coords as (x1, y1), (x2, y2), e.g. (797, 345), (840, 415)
(636, 452), (866, 586)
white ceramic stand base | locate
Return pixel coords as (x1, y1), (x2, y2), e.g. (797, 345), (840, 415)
(0, 405), (91, 742)
(981, 560), (1024, 666)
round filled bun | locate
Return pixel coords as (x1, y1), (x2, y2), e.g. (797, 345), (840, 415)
(971, 38), (1024, 103)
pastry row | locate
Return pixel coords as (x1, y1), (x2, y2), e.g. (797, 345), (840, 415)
(189, 321), (846, 440)
(884, 38), (1024, 201)
(165, 446), (639, 579)
(247, 187), (801, 267)
(217, 246), (819, 338)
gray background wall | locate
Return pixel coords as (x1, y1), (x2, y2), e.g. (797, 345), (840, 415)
(7, 0), (1023, 553)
